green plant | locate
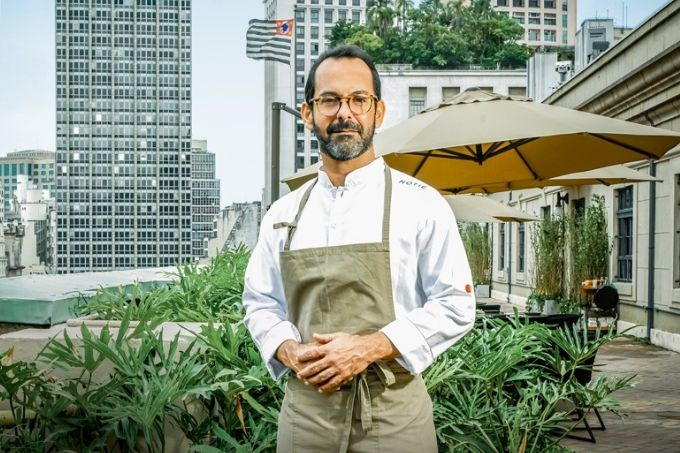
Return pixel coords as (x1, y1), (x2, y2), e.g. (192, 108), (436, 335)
(461, 223), (492, 285)
(531, 214), (567, 300)
(568, 196), (612, 304)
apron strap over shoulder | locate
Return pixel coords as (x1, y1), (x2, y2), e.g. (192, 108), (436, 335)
(283, 179), (317, 251)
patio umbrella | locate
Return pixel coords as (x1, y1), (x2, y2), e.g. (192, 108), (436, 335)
(455, 164), (663, 194)
(373, 90), (680, 192)
(446, 195), (538, 223)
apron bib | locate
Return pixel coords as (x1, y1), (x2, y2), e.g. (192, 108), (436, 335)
(276, 166), (437, 453)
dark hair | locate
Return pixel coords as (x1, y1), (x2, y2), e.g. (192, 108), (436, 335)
(304, 45), (381, 104)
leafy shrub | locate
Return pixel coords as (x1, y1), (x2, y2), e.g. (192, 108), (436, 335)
(2, 247), (632, 452)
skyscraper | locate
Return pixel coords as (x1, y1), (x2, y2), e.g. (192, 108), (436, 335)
(0, 150), (55, 219)
(55, 0), (192, 273)
(190, 139), (220, 259)
(262, 0), (367, 207)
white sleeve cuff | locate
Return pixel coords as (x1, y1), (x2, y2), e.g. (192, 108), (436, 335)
(380, 318), (433, 375)
(260, 321), (301, 380)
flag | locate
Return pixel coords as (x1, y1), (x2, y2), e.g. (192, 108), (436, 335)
(246, 19), (294, 65)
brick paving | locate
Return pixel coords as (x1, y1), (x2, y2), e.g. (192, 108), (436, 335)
(478, 297), (680, 452)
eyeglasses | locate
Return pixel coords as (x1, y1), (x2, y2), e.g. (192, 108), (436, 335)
(309, 93), (378, 117)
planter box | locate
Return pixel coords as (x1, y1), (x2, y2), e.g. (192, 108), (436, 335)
(475, 284), (490, 298)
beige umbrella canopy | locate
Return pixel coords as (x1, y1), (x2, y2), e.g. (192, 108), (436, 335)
(446, 195), (538, 223)
(281, 162), (320, 191)
(374, 90), (680, 192)
(455, 164), (663, 194)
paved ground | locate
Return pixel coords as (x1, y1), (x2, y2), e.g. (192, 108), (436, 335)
(561, 337), (680, 452)
(478, 297), (680, 452)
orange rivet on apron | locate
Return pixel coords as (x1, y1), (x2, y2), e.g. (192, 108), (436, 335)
(465, 284), (473, 294)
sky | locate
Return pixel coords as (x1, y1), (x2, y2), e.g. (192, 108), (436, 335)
(0, 0), (671, 207)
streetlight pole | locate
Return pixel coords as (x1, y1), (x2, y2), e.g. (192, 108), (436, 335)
(271, 102), (302, 203)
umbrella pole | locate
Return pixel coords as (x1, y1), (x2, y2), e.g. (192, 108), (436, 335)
(647, 160), (657, 338)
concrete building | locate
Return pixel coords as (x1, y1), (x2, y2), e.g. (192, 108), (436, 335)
(378, 66), (527, 129)
(262, 0), (367, 207)
(492, 0), (577, 47)
(2, 176), (55, 277)
(574, 18), (632, 72)
(488, 0), (680, 352)
(55, 0), (192, 273)
(207, 202), (261, 256)
(190, 140), (220, 259)
(0, 150), (55, 219)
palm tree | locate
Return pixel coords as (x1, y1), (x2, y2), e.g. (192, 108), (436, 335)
(393, 0), (413, 33)
(367, 0), (395, 40)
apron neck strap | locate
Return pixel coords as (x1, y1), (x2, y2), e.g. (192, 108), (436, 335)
(283, 163), (393, 251)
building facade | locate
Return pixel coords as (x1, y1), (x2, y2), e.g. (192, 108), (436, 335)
(0, 150), (55, 219)
(207, 201), (261, 257)
(55, 0), (192, 273)
(262, 0), (367, 207)
(378, 66), (527, 129)
(492, 0), (577, 48)
(190, 140), (220, 259)
(574, 19), (632, 73)
(488, 0), (680, 352)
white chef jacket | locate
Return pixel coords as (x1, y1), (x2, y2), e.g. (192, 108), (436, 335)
(242, 157), (476, 379)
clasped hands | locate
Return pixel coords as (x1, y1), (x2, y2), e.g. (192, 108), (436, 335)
(276, 331), (397, 393)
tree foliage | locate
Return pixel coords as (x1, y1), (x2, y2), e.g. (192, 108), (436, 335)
(331, 0), (533, 69)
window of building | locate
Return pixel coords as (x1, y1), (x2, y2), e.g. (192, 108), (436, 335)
(296, 58), (305, 71)
(499, 224), (506, 271)
(296, 42), (305, 55)
(296, 25), (305, 38)
(409, 87), (426, 117)
(518, 222), (525, 273)
(326, 0), (333, 4)
(310, 9), (319, 23)
(351, 10), (360, 22)
(339, 0), (346, 5)
(616, 186), (633, 282)
(541, 205), (551, 219)
(528, 29), (540, 41)
(529, 0), (539, 6)
(442, 86), (460, 101)
(338, 9), (347, 21)
(544, 13), (556, 25)
(544, 29), (556, 41)
(562, 30), (568, 44)
(544, 0), (556, 8)
(562, 14), (568, 27)
(311, 26), (319, 39)
(352, 0), (360, 5)
(562, 0), (568, 11)
(497, 0), (508, 6)
(295, 10), (305, 22)
(513, 0), (524, 7)
(508, 86), (526, 96)
(571, 197), (585, 224)
(325, 9), (333, 23)
(512, 12), (525, 24)
(528, 12), (540, 24)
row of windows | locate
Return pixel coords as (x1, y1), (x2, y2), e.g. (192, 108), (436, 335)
(297, 0), (362, 5)
(496, 0), (564, 9)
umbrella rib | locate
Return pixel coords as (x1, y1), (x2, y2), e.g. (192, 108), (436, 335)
(513, 147), (540, 180)
(485, 138), (538, 159)
(589, 133), (658, 160)
(415, 150), (478, 161)
(412, 151), (432, 178)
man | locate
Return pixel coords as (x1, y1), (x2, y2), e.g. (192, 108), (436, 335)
(243, 45), (475, 452)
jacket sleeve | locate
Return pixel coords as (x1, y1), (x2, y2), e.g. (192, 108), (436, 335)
(242, 208), (301, 380)
(380, 194), (476, 374)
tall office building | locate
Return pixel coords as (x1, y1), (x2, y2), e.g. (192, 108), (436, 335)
(55, 0), (192, 273)
(262, 0), (367, 207)
(190, 140), (219, 259)
(0, 150), (55, 219)
(491, 0), (577, 47)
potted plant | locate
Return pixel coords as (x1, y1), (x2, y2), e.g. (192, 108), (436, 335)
(531, 213), (566, 314)
(461, 223), (491, 298)
(568, 195), (612, 307)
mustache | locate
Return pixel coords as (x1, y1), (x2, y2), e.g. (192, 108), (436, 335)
(327, 120), (362, 134)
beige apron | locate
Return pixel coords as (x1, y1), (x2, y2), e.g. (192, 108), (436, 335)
(276, 166), (437, 453)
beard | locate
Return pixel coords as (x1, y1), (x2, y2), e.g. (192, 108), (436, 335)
(313, 116), (375, 162)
